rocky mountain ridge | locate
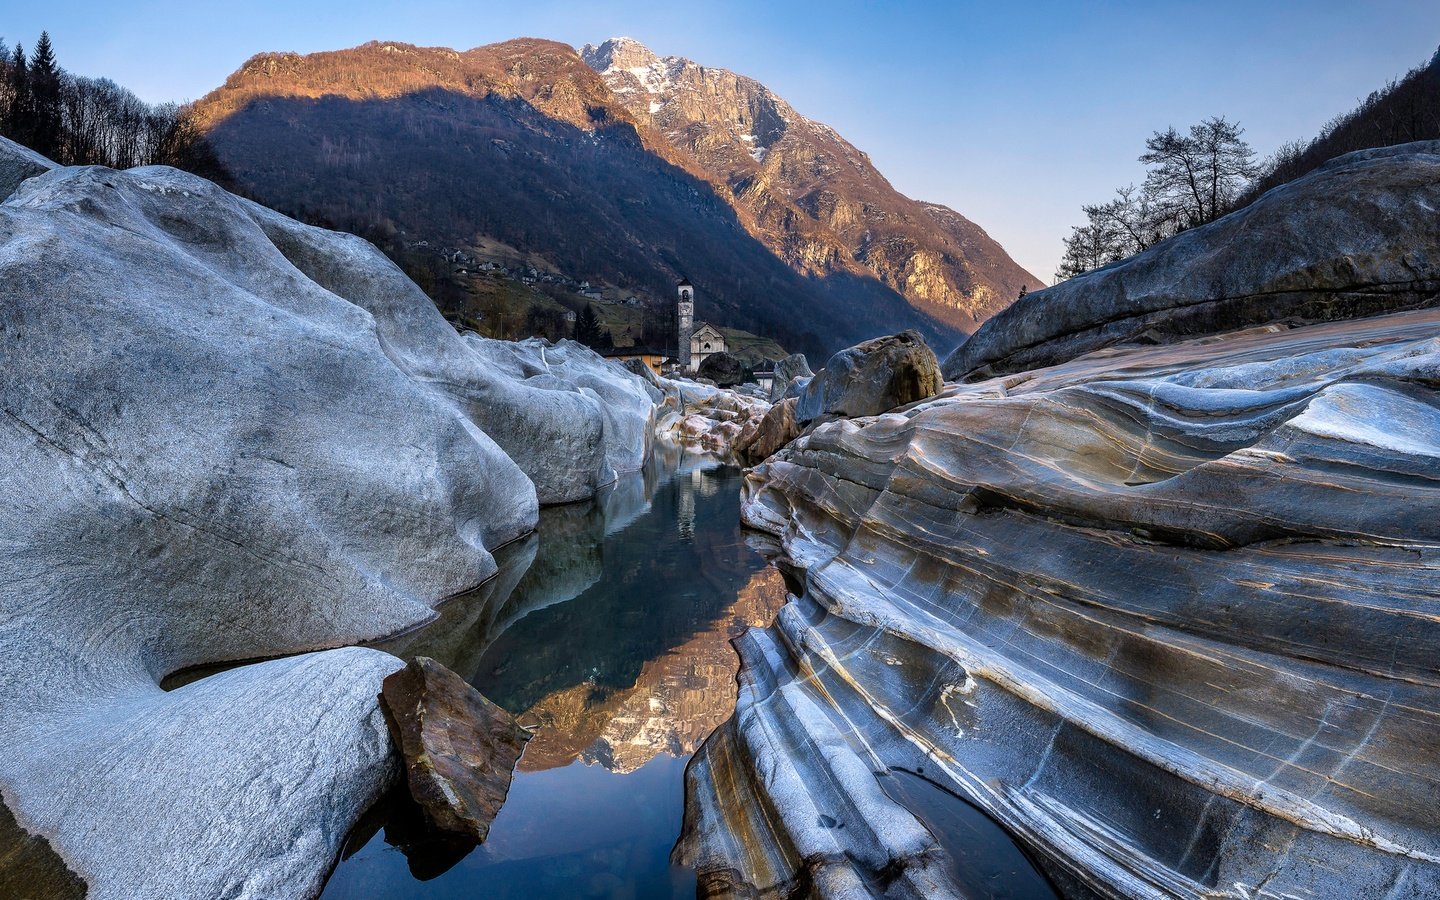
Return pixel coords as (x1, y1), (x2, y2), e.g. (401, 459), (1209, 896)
(581, 37), (1037, 331)
(192, 37), (1033, 355)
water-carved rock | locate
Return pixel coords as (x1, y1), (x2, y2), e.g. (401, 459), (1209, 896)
(694, 304), (1440, 899)
(0, 138), (655, 898)
(688, 143), (1440, 898)
(769, 352), (813, 401)
(656, 378), (770, 458)
(379, 657), (530, 842)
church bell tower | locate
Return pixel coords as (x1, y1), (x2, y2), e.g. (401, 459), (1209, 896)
(676, 278), (694, 370)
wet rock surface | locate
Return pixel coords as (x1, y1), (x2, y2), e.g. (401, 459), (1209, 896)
(687, 305), (1440, 898)
(0, 795), (86, 900)
(795, 330), (942, 425)
(944, 142), (1440, 380)
(379, 657), (530, 842)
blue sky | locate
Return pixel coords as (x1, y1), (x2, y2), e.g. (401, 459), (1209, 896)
(7, 1), (1440, 281)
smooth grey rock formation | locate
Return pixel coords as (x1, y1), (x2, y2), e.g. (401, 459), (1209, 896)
(617, 356), (668, 402)
(769, 352), (813, 402)
(795, 330), (942, 425)
(0, 143), (658, 898)
(692, 306), (1440, 898)
(945, 141), (1440, 380)
(0, 137), (55, 200)
(460, 336), (657, 492)
(243, 198), (654, 504)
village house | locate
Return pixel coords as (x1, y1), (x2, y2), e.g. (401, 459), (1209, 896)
(602, 346), (669, 377)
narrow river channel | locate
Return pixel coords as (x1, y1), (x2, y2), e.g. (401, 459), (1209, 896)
(320, 439), (1056, 900)
(322, 442), (784, 899)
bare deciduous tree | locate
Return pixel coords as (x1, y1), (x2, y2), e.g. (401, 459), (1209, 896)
(1055, 117), (1256, 282)
(1141, 117), (1258, 227)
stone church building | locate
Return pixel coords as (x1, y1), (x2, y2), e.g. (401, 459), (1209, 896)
(676, 278), (726, 372)
(689, 323), (726, 372)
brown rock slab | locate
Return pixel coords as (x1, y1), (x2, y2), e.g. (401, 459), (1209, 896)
(379, 657), (530, 842)
(735, 397), (801, 465)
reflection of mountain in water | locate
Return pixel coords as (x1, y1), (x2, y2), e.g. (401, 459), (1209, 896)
(516, 565), (785, 773)
(370, 438), (785, 774)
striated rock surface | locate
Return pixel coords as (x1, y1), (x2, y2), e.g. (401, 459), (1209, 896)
(0, 140), (655, 898)
(379, 657), (530, 842)
(945, 141), (1440, 380)
(685, 304), (1440, 898)
(795, 330), (942, 425)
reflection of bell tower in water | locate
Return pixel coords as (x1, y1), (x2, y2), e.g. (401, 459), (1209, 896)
(676, 277), (694, 371)
(676, 467), (698, 543)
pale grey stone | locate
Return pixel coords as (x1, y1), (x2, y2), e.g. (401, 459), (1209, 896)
(945, 141), (1440, 380)
(0, 137), (55, 201)
(769, 352), (812, 402)
(0, 142), (652, 899)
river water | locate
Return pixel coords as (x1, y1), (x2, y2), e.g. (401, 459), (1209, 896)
(321, 443), (785, 899)
(320, 440), (1057, 900)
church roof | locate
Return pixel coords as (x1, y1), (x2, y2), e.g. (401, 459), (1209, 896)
(677, 276), (693, 288)
(691, 321), (725, 338)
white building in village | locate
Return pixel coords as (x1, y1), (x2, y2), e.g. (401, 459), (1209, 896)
(688, 323), (727, 372)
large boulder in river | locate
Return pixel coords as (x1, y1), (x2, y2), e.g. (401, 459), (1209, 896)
(686, 171), (1440, 895)
(379, 657), (529, 842)
(768, 353), (812, 402)
(0, 140), (649, 898)
(795, 330), (941, 424)
(945, 141), (1440, 380)
(696, 350), (744, 387)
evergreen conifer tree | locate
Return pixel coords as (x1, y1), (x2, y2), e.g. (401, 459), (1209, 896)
(574, 304), (603, 348)
(28, 32), (61, 159)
